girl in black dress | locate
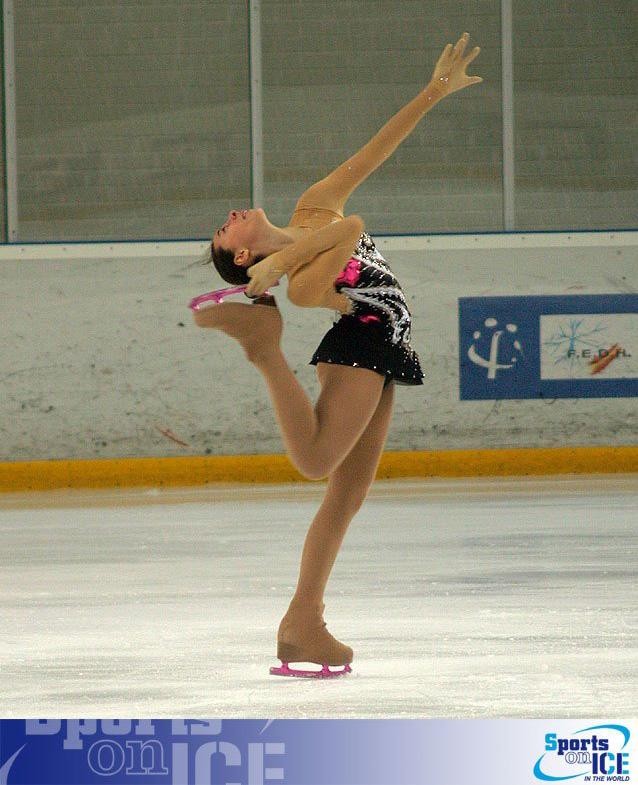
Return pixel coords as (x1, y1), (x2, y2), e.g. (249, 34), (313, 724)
(195, 33), (482, 677)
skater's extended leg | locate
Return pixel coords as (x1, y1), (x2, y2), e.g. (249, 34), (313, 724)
(195, 301), (384, 479)
(252, 352), (384, 480)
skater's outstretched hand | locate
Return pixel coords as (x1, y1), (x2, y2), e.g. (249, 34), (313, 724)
(429, 32), (483, 96)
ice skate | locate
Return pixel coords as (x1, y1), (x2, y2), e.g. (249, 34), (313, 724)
(270, 602), (353, 678)
(192, 294), (283, 363)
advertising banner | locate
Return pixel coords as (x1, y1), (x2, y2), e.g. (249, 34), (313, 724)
(459, 294), (637, 400)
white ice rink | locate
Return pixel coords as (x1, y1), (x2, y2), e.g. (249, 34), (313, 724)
(1, 475), (636, 718)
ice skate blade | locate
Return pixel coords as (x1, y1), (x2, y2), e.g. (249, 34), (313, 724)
(269, 662), (352, 679)
(188, 284), (278, 310)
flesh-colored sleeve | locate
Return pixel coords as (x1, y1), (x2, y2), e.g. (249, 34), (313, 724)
(294, 80), (448, 214)
(262, 215), (363, 308)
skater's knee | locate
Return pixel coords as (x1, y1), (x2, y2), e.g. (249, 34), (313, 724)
(297, 460), (330, 482)
(298, 452), (365, 483)
(296, 451), (337, 481)
(327, 480), (369, 516)
(344, 485), (369, 514)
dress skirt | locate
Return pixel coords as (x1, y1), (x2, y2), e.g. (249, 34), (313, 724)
(309, 313), (424, 388)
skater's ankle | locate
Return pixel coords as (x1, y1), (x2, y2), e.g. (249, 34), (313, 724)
(286, 595), (325, 616)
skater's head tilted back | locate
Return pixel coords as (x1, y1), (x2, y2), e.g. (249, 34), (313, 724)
(200, 208), (266, 284)
(202, 207), (298, 284)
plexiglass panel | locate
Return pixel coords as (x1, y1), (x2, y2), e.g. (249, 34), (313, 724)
(8, 1), (636, 241)
(512, 0), (637, 230)
(14, 0), (251, 241)
(261, 0), (503, 234)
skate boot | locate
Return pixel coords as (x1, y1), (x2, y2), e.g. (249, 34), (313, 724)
(192, 295), (283, 363)
(270, 601), (353, 678)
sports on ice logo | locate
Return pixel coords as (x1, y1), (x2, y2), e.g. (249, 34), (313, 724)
(0, 720), (285, 785)
(467, 317), (524, 379)
(534, 724), (631, 782)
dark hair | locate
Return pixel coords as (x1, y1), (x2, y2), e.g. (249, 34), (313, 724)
(199, 241), (265, 285)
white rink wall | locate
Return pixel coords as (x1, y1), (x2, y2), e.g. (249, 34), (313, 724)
(1, 233), (636, 462)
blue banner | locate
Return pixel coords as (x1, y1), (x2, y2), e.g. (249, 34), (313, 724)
(0, 719), (635, 785)
(458, 294), (638, 400)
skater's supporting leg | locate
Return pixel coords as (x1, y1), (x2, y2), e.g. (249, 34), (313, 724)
(289, 373), (395, 608)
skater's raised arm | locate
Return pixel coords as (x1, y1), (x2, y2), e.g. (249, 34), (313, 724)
(295, 33), (483, 215)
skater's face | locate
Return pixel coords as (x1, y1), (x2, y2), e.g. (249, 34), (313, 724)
(212, 207), (269, 267)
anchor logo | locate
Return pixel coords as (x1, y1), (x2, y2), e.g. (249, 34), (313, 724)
(467, 317), (524, 379)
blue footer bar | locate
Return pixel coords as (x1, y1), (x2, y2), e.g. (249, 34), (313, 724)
(0, 719), (635, 785)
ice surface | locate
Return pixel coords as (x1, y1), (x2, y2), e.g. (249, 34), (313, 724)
(1, 475), (636, 718)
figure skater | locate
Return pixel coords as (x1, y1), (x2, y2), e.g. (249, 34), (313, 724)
(194, 33), (482, 677)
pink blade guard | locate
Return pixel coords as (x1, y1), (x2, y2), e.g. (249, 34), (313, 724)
(269, 662), (352, 679)
(188, 283), (278, 311)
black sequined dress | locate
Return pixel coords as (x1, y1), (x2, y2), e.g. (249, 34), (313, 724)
(309, 232), (424, 387)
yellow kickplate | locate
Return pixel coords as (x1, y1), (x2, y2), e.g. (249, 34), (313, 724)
(0, 446), (636, 492)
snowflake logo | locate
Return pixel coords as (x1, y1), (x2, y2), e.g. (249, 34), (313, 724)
(543, 318), (609, 370)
